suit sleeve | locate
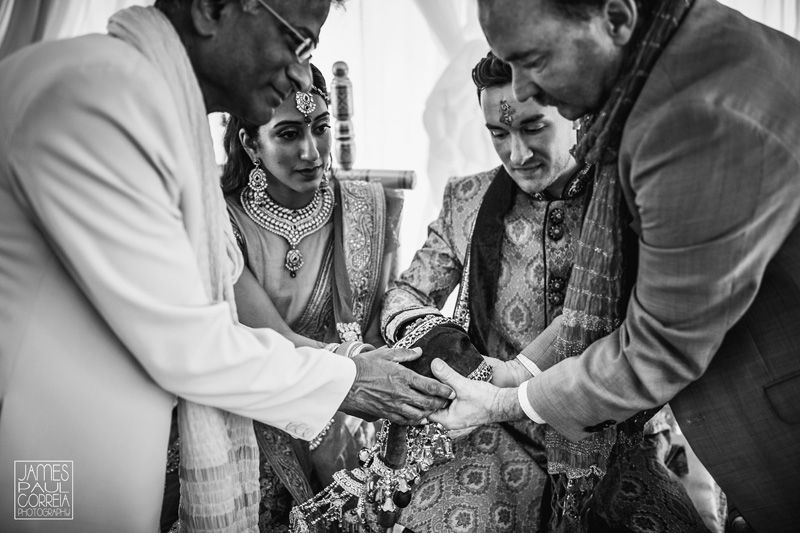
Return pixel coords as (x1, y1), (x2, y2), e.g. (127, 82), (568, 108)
(525, 100), (800, 441)
(7, 57), (355, 440)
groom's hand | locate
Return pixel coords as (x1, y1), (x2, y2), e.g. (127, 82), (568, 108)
(339, 347), (455, 425)
(428, 358), (523, 429)
(483, 356), (530, 388)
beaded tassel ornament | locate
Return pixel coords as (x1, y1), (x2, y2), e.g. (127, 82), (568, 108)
(289, 420), (454, 533)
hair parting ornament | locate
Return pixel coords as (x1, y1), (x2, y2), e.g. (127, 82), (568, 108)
(295, 85), (329, 125)
(499, 98), (515, 126)
(295, 92), (316, 125)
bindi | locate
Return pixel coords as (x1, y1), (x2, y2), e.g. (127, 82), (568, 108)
(499, 99), (515, 126)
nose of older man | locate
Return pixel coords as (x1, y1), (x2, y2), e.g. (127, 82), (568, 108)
(286, 62), (313, 94)
(511, 67), (540, 104)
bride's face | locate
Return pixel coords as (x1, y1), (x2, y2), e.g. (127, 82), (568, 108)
(253, 91), (331, 202)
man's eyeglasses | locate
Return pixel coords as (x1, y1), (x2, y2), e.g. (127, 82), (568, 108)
(256, 0), (316, 63)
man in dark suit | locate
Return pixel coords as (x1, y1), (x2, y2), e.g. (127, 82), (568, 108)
(429, 1), (800, 531)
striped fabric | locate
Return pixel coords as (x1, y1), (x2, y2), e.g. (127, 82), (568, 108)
(108, 7), (259, 533)
(544, 1), (695, 531)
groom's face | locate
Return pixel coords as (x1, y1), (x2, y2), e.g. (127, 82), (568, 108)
(481, 83), (576, 197)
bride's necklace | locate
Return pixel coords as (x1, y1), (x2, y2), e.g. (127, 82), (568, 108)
(241, 186), (334, 277)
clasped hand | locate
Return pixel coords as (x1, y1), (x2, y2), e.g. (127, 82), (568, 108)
(428, 357), (523, 430)
(339, 346), (455, 425)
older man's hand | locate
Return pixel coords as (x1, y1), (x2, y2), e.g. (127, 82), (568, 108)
(428, 358), (523, 429)
(339, 347), (455, 425)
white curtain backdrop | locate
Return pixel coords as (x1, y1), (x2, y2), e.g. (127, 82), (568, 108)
(39, 0), (151, 41)
(311, 0), (493, 262)
(1, 0), (798, 265)
(314, 0), (800, 265)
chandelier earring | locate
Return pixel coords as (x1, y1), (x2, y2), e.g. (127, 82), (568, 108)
(248, 158), (268, 197)
(320, 155), (333, 190)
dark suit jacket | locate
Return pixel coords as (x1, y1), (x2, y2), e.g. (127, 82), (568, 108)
(523, 1), (800, 529)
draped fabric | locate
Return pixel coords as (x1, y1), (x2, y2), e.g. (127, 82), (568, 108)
(225, 179), (400, 532)
(0, 0), (54, 60)
(467, 167), (517, 355)
(543, 1), (694, 531)
(107, 7), (257, 533)
(0, 0), (151, 62)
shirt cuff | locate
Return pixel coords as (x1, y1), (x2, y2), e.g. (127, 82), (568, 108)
(518, 380), (545, 424)
(515, 353), (542, 377)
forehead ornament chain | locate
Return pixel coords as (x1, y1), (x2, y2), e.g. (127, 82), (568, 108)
(295, 91), (317, 125)
(499, 98), (515, 126)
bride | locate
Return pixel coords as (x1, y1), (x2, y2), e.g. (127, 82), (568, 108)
(162, 64), (402, 533)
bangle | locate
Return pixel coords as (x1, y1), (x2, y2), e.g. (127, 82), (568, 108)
(309, 418), (335, 451)
(348, 342), (369, 358)
(324, 343), (341, 353)
(393, 314), (453, 349)
(515, 354), (542, 377)
(517, 381), (545, 424)
(335, 341), (365, 358)
(343, 341), (365, 358)
(467, 360), (493, 382)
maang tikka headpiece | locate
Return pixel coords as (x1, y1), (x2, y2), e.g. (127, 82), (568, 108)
(295, 92), (316, 125)
(295, 86), (329, 125)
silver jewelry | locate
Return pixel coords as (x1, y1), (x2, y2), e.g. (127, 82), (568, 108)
(336, 321), (362, 343)
(393, 314), (454, 349)
(295, 91), (317, 125)
(320, 165), (331, 190)
(468, 360), (494, 382)
(240, 185), (334, 277)
(248, 159), (267, 194)
(308, 418), (335, 451)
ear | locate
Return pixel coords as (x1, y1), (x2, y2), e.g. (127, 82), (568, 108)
(239, 128), (260, 163)
(239, 0), (261, 15)
(189, 0), (235, 37)
(603, 0), (637, 46)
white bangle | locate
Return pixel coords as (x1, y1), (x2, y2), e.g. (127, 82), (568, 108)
(515, 354), (542, 377)
(517, 381), (545, 424)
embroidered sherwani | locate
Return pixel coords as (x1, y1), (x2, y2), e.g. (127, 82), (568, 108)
(382, 166), (585, 532)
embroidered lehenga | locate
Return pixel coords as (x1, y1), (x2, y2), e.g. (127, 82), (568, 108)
(227, 178), (402, 532)
(162, 178), (401, 533)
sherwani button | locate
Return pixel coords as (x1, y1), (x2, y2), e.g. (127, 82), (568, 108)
(548, 224), (564, 241)
(549, 208), (565, 225)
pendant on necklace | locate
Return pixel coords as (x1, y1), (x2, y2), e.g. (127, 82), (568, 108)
(285, 247), (303, 277)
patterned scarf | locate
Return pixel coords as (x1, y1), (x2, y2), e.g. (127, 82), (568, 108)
(544, 1), (694, 530)
(108, 7), (259, 533)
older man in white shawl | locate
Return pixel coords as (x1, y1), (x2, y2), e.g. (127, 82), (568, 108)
(0, 1), (453, 532)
